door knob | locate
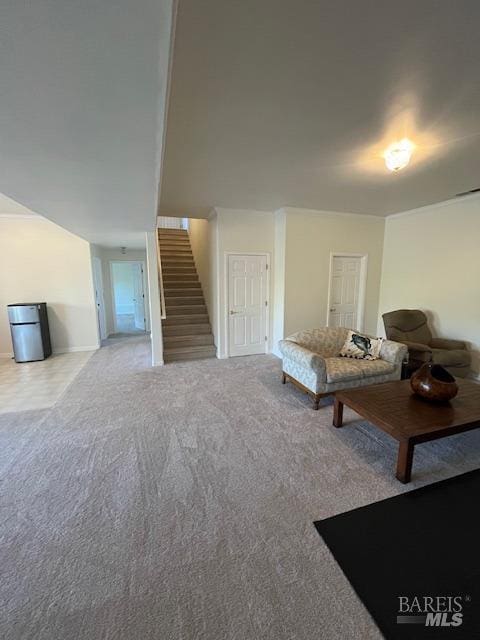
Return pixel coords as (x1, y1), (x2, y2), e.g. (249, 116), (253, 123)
(330, 308), (336, 312)
(230, 310), (239, 315)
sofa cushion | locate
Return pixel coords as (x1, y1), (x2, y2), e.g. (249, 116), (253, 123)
(326, 357), (395, 383)
(288, 327), (348, 357)
(431, 349), (471, 367)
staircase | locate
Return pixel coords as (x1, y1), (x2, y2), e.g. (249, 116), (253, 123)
(159, 228), (216, 362)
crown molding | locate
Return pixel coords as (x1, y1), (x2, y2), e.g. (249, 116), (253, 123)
(276, 206), (383, 221)
(386, 191), (480, 221)
(0, 213), (42, 220)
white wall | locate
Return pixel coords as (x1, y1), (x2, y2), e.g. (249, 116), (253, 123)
(188, 200), (478, 376)
(214, 208), (275, 358)
(0, 215), (99, 356)
(272, 210), (287, 356)
(145, 232), (163, 366)
(91, 246), (149, 336)
(378, 195), (480, 377)
(188, 218), (211, 320)
(208, 206), (384, 358)
(207, 212), (220, 348)
(281, 208), (385, 338)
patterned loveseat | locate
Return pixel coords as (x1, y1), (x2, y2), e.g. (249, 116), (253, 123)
(279, 327), (407, 409)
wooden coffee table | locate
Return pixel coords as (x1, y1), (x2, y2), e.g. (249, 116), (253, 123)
(333, 379), (480, 483)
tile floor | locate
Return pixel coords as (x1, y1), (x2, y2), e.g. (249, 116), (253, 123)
(0, 351), (94, 413)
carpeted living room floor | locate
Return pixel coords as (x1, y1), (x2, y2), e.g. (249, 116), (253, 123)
(1, 336), (480, 640)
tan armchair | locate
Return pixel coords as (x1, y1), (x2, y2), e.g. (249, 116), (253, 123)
(382, 309), (471, 378)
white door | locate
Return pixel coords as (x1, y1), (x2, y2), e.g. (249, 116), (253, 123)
(328, 256), (364, 330)
(228, 254), (268, 357)
(132, 263), (146, 330)
(92, 257), (107, 340)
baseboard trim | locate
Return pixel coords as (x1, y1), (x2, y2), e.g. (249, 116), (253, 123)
(1, 346), (98, 359)
(53, 345), (99, 354)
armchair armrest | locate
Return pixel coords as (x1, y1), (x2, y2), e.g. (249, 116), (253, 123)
(430, 337), (467, 350)
(401, 341), (432, 362)
(379, 340), (408, 366)
(278, 340), (326, 379)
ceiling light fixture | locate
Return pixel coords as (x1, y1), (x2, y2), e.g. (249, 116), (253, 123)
(384, 138), (414, 172)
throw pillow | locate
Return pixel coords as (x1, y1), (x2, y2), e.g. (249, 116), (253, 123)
(339, 330), (383, 360)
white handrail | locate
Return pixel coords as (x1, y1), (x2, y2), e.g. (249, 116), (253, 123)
(158, 215), (184, 229)
(156, 235), (167, 320)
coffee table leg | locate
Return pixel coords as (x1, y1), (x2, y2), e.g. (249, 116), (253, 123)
(333, 397), (344, 428)
(396, 440), (414, 483)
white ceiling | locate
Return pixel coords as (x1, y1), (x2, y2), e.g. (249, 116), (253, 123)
(0, 0), (174, 248)
(160, 0), (480, 218)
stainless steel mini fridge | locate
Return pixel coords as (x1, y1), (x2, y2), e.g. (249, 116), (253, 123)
(7, 303), (52, 362)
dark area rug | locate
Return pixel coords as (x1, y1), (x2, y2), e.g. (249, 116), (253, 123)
(314, 469), (480, 639)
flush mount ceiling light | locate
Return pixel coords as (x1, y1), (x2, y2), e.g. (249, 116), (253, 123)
(384, 138), (415, 172)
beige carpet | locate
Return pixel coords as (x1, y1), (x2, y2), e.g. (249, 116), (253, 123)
(1, 335), (480, 640)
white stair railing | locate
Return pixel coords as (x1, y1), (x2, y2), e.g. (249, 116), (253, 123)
(158, 216), (185, 229)
(156, 238), (167, 320)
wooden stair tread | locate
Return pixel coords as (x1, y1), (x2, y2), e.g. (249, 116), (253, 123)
(162, 324), (211, 335)
(164, 344), (216, 355)
(163, 277), (199, 282)
(159, 243), (191, 247)
(164, 288), (202, 294)
(165, 308), (207, 315)
(162, 264), (196, 268)
(164, 285), (201, 290)
(158, 227), (215, 363)
(159, 244), (191, 249)
(161, 253), (193, 258)
(163, 335), (214, 347)
(164, 291), (203, 297)
(164, 344), (215, 352)
(165, 298), (205, 304)
(159, 241), (190, 245)
(162, 314), (209, 324)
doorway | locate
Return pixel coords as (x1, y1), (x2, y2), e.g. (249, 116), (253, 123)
(110, 261), (147, 334)
(227, 253), (269, 357)
(326, 253), (368, 331)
